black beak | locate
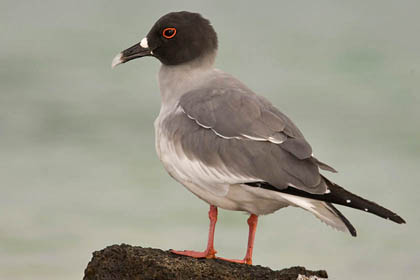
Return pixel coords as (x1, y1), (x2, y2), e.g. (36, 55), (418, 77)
(111, 41), (152, 68)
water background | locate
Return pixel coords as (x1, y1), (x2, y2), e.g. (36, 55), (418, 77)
(1, 1), (419, 279)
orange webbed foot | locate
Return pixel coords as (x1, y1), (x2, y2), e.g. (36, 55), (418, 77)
(217, 256), (252, 265)
(170, 248), (217, 259)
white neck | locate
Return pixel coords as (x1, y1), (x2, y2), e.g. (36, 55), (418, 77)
(158, 52), (216, 108)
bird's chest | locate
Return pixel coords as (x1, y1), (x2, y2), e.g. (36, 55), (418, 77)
(154, 108), (233, 198)
(154, 112), (173, 174)
(154, 108), (191, 183)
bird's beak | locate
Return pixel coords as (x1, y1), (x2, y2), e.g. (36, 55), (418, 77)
(111, 37), (152, 68)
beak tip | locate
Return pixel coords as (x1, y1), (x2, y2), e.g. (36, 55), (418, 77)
(111, 53), (123, 69)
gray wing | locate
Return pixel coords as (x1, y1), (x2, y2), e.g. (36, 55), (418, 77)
(173, 76), (335, 194)
(179, 86), (312, 159)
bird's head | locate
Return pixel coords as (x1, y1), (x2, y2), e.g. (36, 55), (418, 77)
(112, 11), (218, 68)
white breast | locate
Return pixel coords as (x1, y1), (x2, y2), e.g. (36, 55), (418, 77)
(155, 107), (238, 196)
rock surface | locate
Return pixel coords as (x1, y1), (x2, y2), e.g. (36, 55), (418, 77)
(83, 244), (328, 280)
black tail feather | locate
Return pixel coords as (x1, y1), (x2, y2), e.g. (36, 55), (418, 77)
(246, 177), (406, 224)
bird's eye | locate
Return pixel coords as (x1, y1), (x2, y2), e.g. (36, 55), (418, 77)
(162, 27), (176, 39)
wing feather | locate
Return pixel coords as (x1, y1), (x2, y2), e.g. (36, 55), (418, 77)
(179, 85), (314, 159)
(167, 73), (336, 194)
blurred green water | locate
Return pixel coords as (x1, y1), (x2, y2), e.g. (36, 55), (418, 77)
(1, 1), (419, 279)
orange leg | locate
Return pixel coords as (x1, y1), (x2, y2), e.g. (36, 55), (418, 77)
(170, 205), (218, 259)
(218, 214), (258, 265)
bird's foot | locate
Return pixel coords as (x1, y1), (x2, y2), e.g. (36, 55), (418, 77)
(170, 248), (217, 259)
(217, 256), (252, 265)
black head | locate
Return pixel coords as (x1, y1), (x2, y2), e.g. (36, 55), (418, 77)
(112, 11), (218, 67)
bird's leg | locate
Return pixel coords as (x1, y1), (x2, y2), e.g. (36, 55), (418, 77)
(170, 205), (218, 259)
(218, 214), (258, 265)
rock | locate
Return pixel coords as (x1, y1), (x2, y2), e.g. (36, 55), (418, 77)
(83, 244), (328, 280)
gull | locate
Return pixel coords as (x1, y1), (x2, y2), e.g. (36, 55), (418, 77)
(112, 11), (405, 265)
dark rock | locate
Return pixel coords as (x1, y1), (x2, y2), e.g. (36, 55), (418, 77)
(83, 244), (328, 280)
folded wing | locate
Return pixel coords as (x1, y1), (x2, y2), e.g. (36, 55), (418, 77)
(167, 75), (335, 194)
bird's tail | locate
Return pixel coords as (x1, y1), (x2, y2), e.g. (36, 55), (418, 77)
(263, 176), (406, 224)
(273, 191), (358, 236)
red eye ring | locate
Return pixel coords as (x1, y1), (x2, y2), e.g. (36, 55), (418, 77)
(162, 27), (176, 39)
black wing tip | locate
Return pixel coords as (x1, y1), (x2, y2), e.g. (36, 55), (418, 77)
(326, 203), (357, 237)
(388, 214), (406, 224)
(321, 177), (407, 225)
(246, 180), (407, 227)
(347, 222), (357, 237)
